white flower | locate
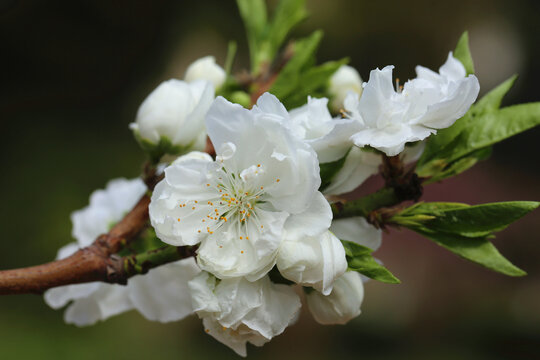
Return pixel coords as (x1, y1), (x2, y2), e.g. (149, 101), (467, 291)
(306, 271), (364, 325)
(345, 52), (480, 156)
(322, 147), (381, 196)
(276, 230), (347, 295)
(150, 93), (332, 280)
(329, 65), (363, 113)
(330, 216), (382, 251)
(289, 96), (360, 163)
(184, 56), (226, 90)
(44, 177), (201, 326)
(130, 79), (214, 151)
(189, 272), (301, 357)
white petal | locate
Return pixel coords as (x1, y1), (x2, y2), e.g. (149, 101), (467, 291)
(44, 282), (101, 309)
(71, 178), (146, 247)
(128, 258), (201, 322)
(306, 271), (364, 325)
(283, 191), (332, 239)
(184, 56), (226, 89)
(277, 231), (347, 295)
(323, 147), (381, 196)
(330, 216), (382, 251)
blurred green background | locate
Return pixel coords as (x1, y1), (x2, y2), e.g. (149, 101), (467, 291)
(1, 0), (539, 359)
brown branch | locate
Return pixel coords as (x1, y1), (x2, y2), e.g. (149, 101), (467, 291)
(0, 194), (151, 295)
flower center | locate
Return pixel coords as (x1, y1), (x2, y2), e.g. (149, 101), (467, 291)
(178, 163), (280, 244)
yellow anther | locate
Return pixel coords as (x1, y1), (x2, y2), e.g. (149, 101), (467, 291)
(198, 230), (201, 233)
(206, 183), (210, 187)
(276, 179), (280, 182)
(240, 251), (244, 254)
(192, 207), (196, 210)
(177, 218), (181, 222)
(246, 236), (249, 240)
(240, 236), (243, 239)
(257, 164), (261, 167)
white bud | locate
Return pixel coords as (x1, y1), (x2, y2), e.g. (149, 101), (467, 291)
(277, 231), (347, 295)
(329, 65), (363, 113)
(131, 79), (214, 152)
(306, 271), (364, 325)
(184, 56), (226, 90)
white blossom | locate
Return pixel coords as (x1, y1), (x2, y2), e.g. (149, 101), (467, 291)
(184, 56), (226, 90)
(329, 65), (363, 113)
(276, 230), (347, 295)
(150, 93), (332, 280)
(345, 53), (480, 156)
(189, 272), (301, 357)
(306, 271), (364, 325)
(44, 177), (201, 326)
(322, 147), (381, 196)
(330, 216), (382, 251)
(289, 96), (360, 163)
(130, 79), (214, 151)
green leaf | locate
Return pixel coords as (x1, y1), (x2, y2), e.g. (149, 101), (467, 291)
(269, 30), (323, 99)
(454, 31), (475, 75)
(268, 0), (308, 57)
(281, 59), (348, 109)
(236, 0), (268, 71)
(341, 240), (401, 284)
(416, 77), (540, 180)
(419, 76), (517, 170)
(423, 147), (492, 184)
(413, 228), (526, 277)
(447, 102), (540, 164)
(397, 201), (539, 238)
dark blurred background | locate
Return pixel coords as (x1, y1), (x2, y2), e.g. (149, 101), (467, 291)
(0, 0), (539, 359)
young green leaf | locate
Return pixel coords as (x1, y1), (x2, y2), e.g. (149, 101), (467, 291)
(453, 31), (475, 75)
(236, 0), (268, 71)
(270, 30), (323, 99)
(281, 59), (348, 109)
(413, 228), (526, 277)
(416, 77), (540, 180)
(396, 201), (539, 238)
(341, 240), (400, 284)
(268, 0), (308, 57)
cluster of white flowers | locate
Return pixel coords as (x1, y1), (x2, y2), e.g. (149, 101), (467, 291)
(46, 53), (478, 356)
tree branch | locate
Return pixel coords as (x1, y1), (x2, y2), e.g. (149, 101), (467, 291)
(0, 195), (151, 295)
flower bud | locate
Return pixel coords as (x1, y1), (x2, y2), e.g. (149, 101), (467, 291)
(329, 65), (363, 113)
(306, 271), (364, 325)
(277, 231), (347, 295)
(131, 79), (214, 160)
(184, 56), (226, 90)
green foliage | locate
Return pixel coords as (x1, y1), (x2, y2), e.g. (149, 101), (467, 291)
(392, 201), (539, 276)
(269, 30), (323, 97)
(341, 240), (401, 284)
(236, 0), (308, 74)
(417, 75), (540, 182)
(453, 31), (475, 75)
(417, 32), (539, 182)
(269, 30), (347, 109)
(278, 58), (348, 109)
(415, 230), (526, 277)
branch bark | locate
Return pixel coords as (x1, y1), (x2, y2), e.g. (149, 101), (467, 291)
(0, 195), (151, 295)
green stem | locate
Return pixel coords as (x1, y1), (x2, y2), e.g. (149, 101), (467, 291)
(123, 245), (195, 276)
(332, 188), (400, 219)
